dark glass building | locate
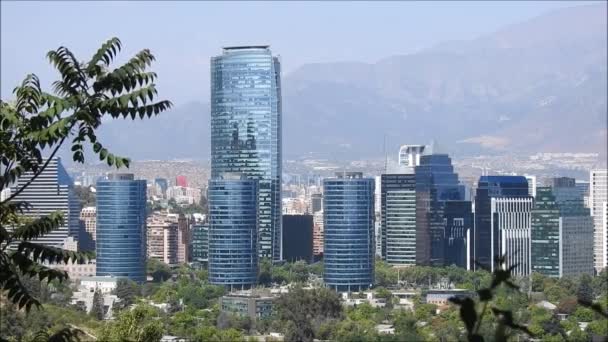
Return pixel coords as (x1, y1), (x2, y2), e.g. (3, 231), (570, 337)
(208, 176), (258, 289)
(415, 154), (466, 266)
(551, 178), (595, 277)
(323, 172), (375, 291)
(96, 174), (147, 283)
(282, 215), (313, 263)
(380, 174), (417, 266)
(311, 193), (323, 214)
(474, 176), (529, 271)
(191, 223), (209, 267)
(210, 46), (282, 261)
(531, 187), (561, 277)
(444, 201), (473, 269)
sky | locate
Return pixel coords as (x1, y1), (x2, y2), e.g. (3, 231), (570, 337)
(1, 1), (602, 106)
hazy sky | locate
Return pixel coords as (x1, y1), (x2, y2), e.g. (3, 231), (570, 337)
(1, 1), (601, 105)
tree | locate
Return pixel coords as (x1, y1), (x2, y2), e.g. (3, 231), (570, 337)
(98, 303), (164, 342)
(0, 37), (171, 312)
(147, 258), (172, 282)
(90, 289), (105, 320)
(275, 286), (343, 342)
(577, 274), (593, 304)
(114, 278), (140, 311)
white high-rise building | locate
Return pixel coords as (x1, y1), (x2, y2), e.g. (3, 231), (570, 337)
(590, 169), (607, 271)
(397, 145), (427, 173)
(10, 158), (81, 248)
(491, 197), (534, 276)
(524, 175), (537, 198)
(374, 176), (382, 257)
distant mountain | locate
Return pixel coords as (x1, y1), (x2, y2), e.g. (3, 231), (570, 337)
(92, 3), (607, 161)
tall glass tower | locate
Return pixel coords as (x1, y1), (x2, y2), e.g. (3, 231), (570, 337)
(96, 174), (147, 283)
(210, 46), (282, 261)
(208, 175), (258, 289)
(323, 172), (375, 291)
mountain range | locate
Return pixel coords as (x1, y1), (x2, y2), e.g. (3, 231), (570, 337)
(91, 3), (607, 161)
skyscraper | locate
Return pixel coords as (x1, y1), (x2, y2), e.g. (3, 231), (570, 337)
(551, 178), (594, 277)
(415, 154), (466, 266)
(381, 174), (417, 267)
(10, 158), (80, 248)
(210, 46), (282, 261)
(531, 187), (560, 277)
(474, 176), (530, 273)
(323, 172), (375, 291)
(282, 215), (313, 263)
(208, 175), (258, 289)
(96, 174), (147, 283)
(444, 201), (473, 269)
(590, 169), (607, 271)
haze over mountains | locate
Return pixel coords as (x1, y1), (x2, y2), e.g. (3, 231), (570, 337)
(93, 3), (607, 161)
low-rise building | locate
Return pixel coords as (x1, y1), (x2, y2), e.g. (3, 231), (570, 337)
(220, 290), (275, 321)
(46, 259), (96, 280)
(424, 289), (474, 306)
(79, 276), (118, 294)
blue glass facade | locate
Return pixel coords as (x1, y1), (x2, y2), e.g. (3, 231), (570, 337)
(208, 177), (258, 289)
(210, 46), (282, 261)
(415, 154), (467, 266)
(323, 172), (375, 291)
(474, 176), (529, 270)
(96, 174), (147, 283)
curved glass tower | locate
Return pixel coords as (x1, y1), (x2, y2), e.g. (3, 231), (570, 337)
(96, 174), (147, 283)
(208, 176), (258, 289)
(210, 46), (282, 261)
(323, 172), (375, 291)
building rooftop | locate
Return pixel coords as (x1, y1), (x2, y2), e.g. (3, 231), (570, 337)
(223, 45), (269, 50)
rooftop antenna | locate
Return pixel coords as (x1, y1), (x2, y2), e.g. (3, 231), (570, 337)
(383, 134), (388, 174)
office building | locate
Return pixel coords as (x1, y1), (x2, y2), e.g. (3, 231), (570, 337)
(575, 180), (590, 208)
(147, 213), (179, 265)
(444, 201), (473, 269)
(79, 206), (97, 252)
(474, 176), (531, 274)
(310, 193), (323, 213)
(10, 158), (81, 248)
(191, 224), (209, 266)
(154, 178), (168, 197)
(96, 174), (147, 283)
(380, 174), (417, 267)
(177, 214), (190, 264)
(220, 290), (275, 322)
(208, 175), (258, 289)
(531, 187), (561, 277)
(323, 172), (375, 291)
(374, 176), (382, 257)
(282, 215), (313, 263)
(415, 154), (466, 266)
(551, 178), (595, 277)
(397, 145), (427, 172)
(211, 46), (282, 261)
(590, 169), (607, 271)
(313, 211), (324, 260)
(524, 175), (537, 198)
(175, 175), (188, 188)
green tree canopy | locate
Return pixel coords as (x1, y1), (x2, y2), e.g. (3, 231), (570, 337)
(0, 37), (171, 313)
